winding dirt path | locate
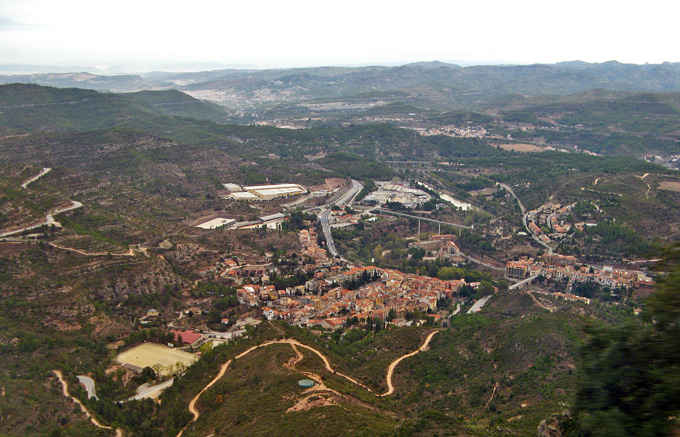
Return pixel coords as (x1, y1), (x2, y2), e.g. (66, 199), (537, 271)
(527, 291), (555, 312)
(178, 359), (233, 437)
(485, 381), (499, 408)
(47, 242), (136, 257)
(52, 370), (122, 437)
(233, 339), (373, 391)
(380, 330), (439, 396)
(177, 332), (439, 435)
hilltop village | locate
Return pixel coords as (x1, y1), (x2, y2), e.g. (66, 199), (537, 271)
(166, 221), (655, 346)
(185, 228), (471, 331)
(139, 174), (661, 349)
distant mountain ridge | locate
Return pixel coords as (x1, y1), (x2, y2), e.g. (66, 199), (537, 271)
(2, 61), (680, 112)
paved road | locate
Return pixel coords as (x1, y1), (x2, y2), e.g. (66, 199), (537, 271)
(203, 328), (247, 341)
(0, 200), (83, 237)
(459, 253), (505, 272)
(497, 182), (526, 214)
(53, 370), (122, 436)
(77, 375), (98, 400)
(498, 182), (553, 253)
(508, 275), (539, 290)
(130, 378), (175, 401)
(21, 167), (52, 189)
(522, 211), (553, 254)
(317, 179), (363, 260)
(335, 179), (363, 208)
(282, 193), (311, 208)
(467, 294), (493, 314)
(319, 209), (339, 258)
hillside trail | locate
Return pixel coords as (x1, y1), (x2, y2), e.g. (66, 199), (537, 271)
(47, 242), (136, 257)
(52, 370), (123, 437)
(485, 381), (500, 408)
(178, 359), (233, 437)
(380, 330), (440, 396)
(177, 332), (439, 435)
(286, 343), (304, 368)
(527, 291), (555, 312)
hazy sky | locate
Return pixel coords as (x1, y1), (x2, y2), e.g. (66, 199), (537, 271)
(1, 0), (679, 71)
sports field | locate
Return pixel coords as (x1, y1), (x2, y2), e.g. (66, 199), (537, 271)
(498, 143), (546, 152)
(659, 181), (680, 192)
(117, 343), (198, 376)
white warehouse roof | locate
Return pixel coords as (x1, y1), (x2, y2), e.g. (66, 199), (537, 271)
(195, 218), (236, 229)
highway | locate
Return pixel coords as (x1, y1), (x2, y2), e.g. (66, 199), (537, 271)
(334, 179), (363, 208)
(317, 179), (363, 259)
(319, 208), (339, 258)
(77, 375), (98, 400)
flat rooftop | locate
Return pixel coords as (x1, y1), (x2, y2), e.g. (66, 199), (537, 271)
(243, 183), (305, 191)
(195, 217), (235, 229)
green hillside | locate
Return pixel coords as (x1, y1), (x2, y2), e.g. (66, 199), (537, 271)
(0, 82), (678, 436)
(0, 84), (225, 135)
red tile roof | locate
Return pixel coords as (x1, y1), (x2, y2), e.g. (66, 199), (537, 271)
(170, 330), (202, 345)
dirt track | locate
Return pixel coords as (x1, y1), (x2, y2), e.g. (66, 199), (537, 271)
(53, 370), (122, 437)
(177, 333), (439, 436)
(48, 242), (136, 257)
(380, 330), (439, 396)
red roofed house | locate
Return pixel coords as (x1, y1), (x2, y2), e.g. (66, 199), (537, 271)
(170, 330), (202, 347)
(321, 317), (345, 330)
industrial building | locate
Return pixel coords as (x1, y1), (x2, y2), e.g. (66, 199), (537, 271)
(222, 183), (243, 192)
(226, 183), (307, 201)
(195, 217), (236, 230)
(361, 182), (431, 209)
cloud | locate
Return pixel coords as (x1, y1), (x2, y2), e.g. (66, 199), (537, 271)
(0, 0), (678, 68)
(0, 16), (26, 30)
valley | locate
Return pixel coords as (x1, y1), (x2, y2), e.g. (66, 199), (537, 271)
(0, 71), (678, 436)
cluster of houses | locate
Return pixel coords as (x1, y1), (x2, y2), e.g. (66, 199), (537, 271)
(526, 201), (605, 246)
(505, 253), (655, 299)
(411, 125), (488, 138)
(299, 228), (329, 262)
(234, 266), (479, 330)
(526, 202), (578, 244)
